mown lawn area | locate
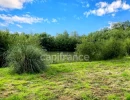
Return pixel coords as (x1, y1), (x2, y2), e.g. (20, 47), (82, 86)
(0, 57), (130, 100)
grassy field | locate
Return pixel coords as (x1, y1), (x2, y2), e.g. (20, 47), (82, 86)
(0, 57), (130, 100)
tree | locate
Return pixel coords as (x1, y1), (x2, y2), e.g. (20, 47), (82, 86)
(39, 32), (56, 51)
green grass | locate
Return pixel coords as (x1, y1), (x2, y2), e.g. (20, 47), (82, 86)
(1, 57), (130, 100)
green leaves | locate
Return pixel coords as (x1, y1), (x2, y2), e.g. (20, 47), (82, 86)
(76, 21), (130, 61)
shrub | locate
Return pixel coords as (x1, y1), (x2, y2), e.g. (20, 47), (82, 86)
(102, 39), (126, 60)
(0, 30), (10, 67)
(76, 39), (103, 60)
(76, 37), (126, 60)
(6, 44), (47, 74)
(76, 42), (95, 60)
(124, 38), (130, 55)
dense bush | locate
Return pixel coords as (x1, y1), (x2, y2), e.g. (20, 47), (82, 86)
(76, 40), (102, 60)
(6, 44), (47, 74)
(0, 30), (10, 67)
(102, 39), (126, 60)
(124, 38), (130, 55)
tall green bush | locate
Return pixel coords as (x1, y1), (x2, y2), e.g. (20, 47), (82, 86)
(76, 36), (126, 60)
(6, 34), (47, 74)
(101, 39), (126, 60)
(0, 30), (10, 67)
(124, 38), (130, 55)
(6, 44), (47, 74)
(76, 39), (102, 60)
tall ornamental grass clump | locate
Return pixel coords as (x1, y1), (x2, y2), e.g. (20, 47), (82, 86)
(6, 34), (47, 74)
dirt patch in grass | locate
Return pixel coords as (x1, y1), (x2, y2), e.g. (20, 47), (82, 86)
(58, 96), (74, 100)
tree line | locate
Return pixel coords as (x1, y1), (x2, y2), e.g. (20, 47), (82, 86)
(39, 31), (80, 51)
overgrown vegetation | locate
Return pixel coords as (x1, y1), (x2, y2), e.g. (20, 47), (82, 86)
(38, 21), (130, 61)
(0, 20), (130, 73)
(76, 21), (130, 60)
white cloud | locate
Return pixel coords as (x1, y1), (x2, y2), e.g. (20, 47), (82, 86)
(0, 0), (33, 10)
(16, 24), (23, 28)
(84, 0), (130, 17)
(0, 14), (57, 27)
(0, 14), (43, 24)
(52, 18), (58, 23)
(96, 2), (108, 8)
(122, 2), (130, 10)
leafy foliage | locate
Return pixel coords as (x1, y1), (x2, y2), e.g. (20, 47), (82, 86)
(76, 21), (130, 60)
(102, 39), (126, 60)
(124, 38), (130, 55)
(0, 30), (10, 67)
(39, 31), (80, 52)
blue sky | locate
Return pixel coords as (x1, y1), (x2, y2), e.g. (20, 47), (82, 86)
(0, 0), (130, 35)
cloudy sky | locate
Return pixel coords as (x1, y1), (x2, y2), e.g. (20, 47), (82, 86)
(0, 0), (130, 35)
